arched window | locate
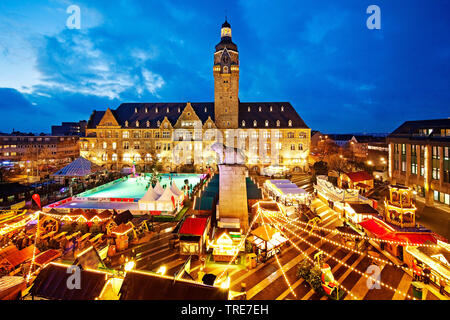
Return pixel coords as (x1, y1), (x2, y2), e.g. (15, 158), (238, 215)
(125, 121), (128, 127)
(145, 107), (148, 113)
(146, 120), (150, 127)
(242, 120), (246, 127)
(157, 120), (161, 127)
(281, 106), (284, 112)
(265, 120), (269, 127)
(253, 120), (257, 127)
(259, 106), (262, 112)
(288, 120), (292, 127)
(248, 106), (251, 112)
(164, 123), (168, 129)
(136, 121), (139, 127)
(276, 120), (280, 127)
(134, 107), (138, 113)
(145, 153), (152, 162)
(270, 106), (273, 112)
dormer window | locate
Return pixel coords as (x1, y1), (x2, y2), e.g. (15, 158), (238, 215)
(281, 106), (284, 112)
(288, 120), (292, 127)
(242, 120), (246, 127)
(136, 121), (139, 127)
(276, 120), (280, 127)
(265, 120), (269, 127)
(125, 121), (128, 127)
(270, 106), (273, 112)
(167, 107), (169, 113)
(259, 106), (262, 112)
(248, 106), (251, 112)
(204, 107), (207, 113)
(155, 107), (158, 113)
(164, 123), (168, 129)
(253, 120), (257, 127)
(145, 107), (148, 113)
(178, 107), (181, 113)
(157, 120), (161, 127)
(134, 107), (138, 113)
(146, 120), (150, 127)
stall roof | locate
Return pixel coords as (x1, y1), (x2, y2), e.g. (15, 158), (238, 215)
(30, 263), (108, 300)
(344, 171), (373, 182)
(348, 203), (379, 215)
(194, 196), (215, 211)
(3, 245), (38, 268)
(113, 210), (134, 225)
(251, 225), (280, 242)
(417, 241), (450, 264)
(34, 249), (62, 266)
(119, 271), (228, 300)
(179, 217), (209, 236)
(51, 156), (103, 177)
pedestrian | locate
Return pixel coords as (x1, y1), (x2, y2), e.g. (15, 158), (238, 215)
(440, 278), (447, 296)
(423, 267), (431, 284)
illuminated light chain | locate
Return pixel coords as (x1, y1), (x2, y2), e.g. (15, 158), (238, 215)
(287, 213), (444, 248)
(26, 211), (42, 283)
(273, 214), (416, 300)
(276, 212), (447, 284)
(263, 213), (359, 300)
(216, 209), (262, 281)
(0, 212), (39, 236)
(258, 214), (297, 298)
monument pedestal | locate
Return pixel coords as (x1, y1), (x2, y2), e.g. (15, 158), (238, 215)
(217, 164), (249, 232)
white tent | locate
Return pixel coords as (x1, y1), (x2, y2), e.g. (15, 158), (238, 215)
(155, 187), (179, 212)
(153, 181), (164, 195)
(170, 183), (184, 197)
(138, 185), (159, 211)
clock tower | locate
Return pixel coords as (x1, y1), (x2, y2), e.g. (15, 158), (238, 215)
(214, 20), (239, 129)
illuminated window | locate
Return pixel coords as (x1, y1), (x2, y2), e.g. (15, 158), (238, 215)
(102, 153), (108, 161)
(112, 142), (117, 150)
(248, 106), (251, 112)
(276, 120), (280, 127)
(242, 120), (245, 127)
(146, 121), (150, 127)
(123, 153), (130, 162)
(288, 120), (292, 127)
(134, 107), (138, 113)
(270, 106), (273, 112)
(123, 131), (129, 138)
(281, 106), (284, 112)
(136, 121), (139, 127)
(259, 106), (262, 112)
(123, 141), (129, 149)
(112, 153), (117, 161)
(155, 107), (158, 113)
(145, 153), (152, 162)
(103, 142), (107, 149)
(145, 107), (148, 113)
(253, 120), (257, 127)
(157, 120), (161, 127)
(125, 121), (128, 127)
(134, 154), (141, 162)
(265, 120), (269, 127)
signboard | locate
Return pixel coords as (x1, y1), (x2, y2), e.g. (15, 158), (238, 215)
(10, 201), (26, 210)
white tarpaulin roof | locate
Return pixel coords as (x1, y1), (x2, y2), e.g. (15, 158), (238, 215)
(170, 183), (184, 197)
(140, 185), (159, 202)
(51, 156), (103, 177)
(153, 181), (164, 195)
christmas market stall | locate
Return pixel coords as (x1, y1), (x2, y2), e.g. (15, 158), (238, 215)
(264, 179), (308, 206)
(248, 224), (288, 262)
(178, 217), (211, 256)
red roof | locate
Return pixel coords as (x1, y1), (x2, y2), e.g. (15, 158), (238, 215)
(359, 218), (439, 245)
(178, 217), (209, 236)
(345, 171), (373, 182)
(34, 249), (62, 266)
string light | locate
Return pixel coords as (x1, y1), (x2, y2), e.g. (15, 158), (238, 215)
(287, 214), (444, 248)
(272, 214), (415, 300)
(276, 211), (447, 283)
(263, 213), (359, 300)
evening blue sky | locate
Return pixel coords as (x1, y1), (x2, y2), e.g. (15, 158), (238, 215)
(0, 0), (449, 134)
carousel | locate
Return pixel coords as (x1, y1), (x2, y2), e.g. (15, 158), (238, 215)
(384, 185), (417, 228)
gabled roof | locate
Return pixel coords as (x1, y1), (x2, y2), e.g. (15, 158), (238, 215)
(52, 156), (103, 177)
(179, 217), (209, 236)
(344, 171), (373, 182)
(140, 185), (159, 202)
(87, 102), (310, 130)
(119, 270), (228, 300)
(30, 263), (108, 300)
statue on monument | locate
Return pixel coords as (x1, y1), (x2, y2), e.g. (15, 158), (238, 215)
(210, 142), (247, 165)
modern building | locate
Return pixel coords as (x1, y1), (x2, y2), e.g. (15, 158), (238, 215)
(0, 134), (79, 176)
(387, 119), (450, 207)
(51, 121), (87, 137)
(80, 20), (311, 173)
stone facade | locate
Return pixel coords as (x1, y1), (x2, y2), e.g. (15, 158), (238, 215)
(80, 21), (311, 174)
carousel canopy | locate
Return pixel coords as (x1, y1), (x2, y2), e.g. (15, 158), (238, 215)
(51, 156), (103, 177)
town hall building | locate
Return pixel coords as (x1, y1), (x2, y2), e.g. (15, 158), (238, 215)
(80, 21), (310, 173)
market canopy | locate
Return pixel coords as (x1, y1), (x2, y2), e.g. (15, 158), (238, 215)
(51, 156), (104, 177)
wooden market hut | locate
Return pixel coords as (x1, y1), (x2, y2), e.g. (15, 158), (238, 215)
(119, 270), (228, 300)
(177, 217), (210, 256)
(248, 224), (288, 262)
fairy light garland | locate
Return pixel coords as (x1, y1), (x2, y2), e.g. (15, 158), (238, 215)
(276, 211), (447, 283)
(263, 213), (359, 300)
(274, 214), (416, 300)
(259, 213), (297, 298)
(288, 214), (444, 248)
